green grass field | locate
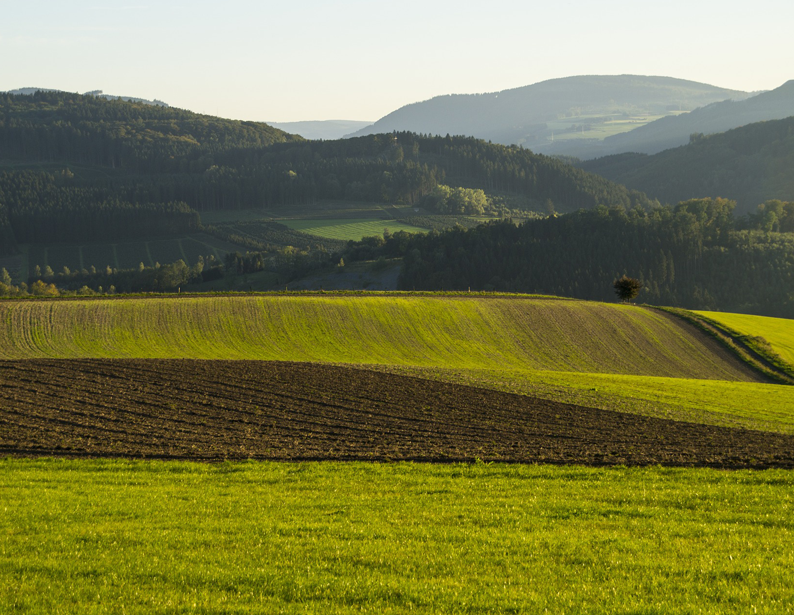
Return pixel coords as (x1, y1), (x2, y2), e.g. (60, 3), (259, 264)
(2, 459), (792, 614)
(280, 219), (427, 241)
(697, 311), (794, 367)
(4, 296), (794, 612)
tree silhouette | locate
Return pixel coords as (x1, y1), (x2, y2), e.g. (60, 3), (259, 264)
(613, 275), (642, 303)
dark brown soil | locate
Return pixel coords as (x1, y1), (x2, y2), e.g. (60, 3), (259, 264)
(1, 359), (793, 468)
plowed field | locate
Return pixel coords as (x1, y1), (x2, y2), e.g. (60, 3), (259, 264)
(2, 359), (792, 468)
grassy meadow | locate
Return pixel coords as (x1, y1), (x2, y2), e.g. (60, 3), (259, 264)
(697, 310), (794, 367)
(2, 459), (792, 614)
(393, 365), (794, 434)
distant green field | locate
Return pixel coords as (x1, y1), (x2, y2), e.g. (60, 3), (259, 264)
(697, 311), (794, 367)
(3, 459), (792, 614)
(281, 219), (427, 241)
(546, 111), (686, 142)
(200, 204), (418, 225)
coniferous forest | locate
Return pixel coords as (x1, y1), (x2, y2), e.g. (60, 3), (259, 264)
(371, 198), (794, 317)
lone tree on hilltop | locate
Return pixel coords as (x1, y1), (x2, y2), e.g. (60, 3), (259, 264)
(613, 275), (642, 303)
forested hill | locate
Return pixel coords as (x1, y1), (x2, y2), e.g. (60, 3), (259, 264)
(0, 91), (303, 172)
(347, 75), (748, 146)
(339, 198), (794, 317)
(578, 116), (794, 214)
(0, 94), (658, 253)
(206, 133), (657, 213)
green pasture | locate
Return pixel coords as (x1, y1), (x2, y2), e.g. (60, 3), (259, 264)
(22, 233), (241, 276)
(2, 459), (792, 614)
(280, 218), (427, 241)
(697, 311), (794, 367)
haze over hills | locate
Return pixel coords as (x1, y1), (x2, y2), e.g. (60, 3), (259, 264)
(268, 120), (373, 140)
(549, 80), (794, 159)
(578, 115), (794, 213)
(347, 75), (751, 152)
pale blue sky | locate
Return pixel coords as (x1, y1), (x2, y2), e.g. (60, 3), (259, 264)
(2, 0), (792, 122)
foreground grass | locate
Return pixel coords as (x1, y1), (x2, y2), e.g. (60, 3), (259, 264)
(388, 365), (794, 434)
(1, 459), (792, 614)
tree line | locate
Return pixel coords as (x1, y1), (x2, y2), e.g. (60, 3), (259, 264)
(335, 198), (794, 317)
(0, 171), (199, 246)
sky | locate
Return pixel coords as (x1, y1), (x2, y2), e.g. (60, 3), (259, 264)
(2, 0), (793, 123)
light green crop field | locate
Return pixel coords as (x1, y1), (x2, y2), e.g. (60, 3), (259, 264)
(697, 311), (794, 367)
(280, 219), (427, 241)
(0, 295), (754, 380)
(2, 459), (792, 615)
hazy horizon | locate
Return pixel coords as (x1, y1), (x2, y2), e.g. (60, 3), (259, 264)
(3, 0), (793, 123)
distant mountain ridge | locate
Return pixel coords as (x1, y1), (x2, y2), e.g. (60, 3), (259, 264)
(268, 120), (372, 140)
(347, 75), (751, 153)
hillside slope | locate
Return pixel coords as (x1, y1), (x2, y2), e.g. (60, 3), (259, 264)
(0, 90), (302, 172)
(578, 116), (794, 212)
(591, 80), (794, 156)
(0, 295), (760, 381)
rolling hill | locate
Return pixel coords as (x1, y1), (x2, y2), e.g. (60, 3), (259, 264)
(347, 75), (749, 152)
(0, 90), (302, 172)
(0, 295), (755, 380)
(577, 115), (794, 212)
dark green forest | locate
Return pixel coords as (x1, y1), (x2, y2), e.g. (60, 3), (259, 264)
(579, 116), (794, 214)
(335, 198), (794, 317)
